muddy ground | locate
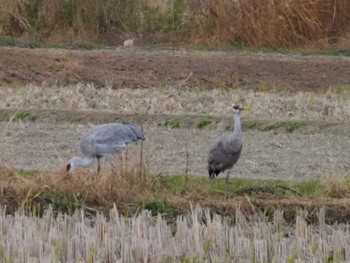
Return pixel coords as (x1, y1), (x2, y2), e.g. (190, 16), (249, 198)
(0, 47), (350, 181)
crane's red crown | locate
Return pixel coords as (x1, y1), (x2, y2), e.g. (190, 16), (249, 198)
(232, 104), (244, 110)
(66, 163), (71, 172)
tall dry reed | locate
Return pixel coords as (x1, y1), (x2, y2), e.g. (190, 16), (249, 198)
(1, 0), (350, 47)
(189, 0), (350, 47)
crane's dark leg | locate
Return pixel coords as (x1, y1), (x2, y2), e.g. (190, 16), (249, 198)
(224, 170), (231, 200)
(96, 157), (101, 178)
(110, 160), (116, 174)
(104, 154), (116, 174)
(208, 177), (215, 197)
(208, 168), (215, 197)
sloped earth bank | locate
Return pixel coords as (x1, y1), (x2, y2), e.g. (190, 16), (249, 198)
(1, 47), (350, 221)
(0, 47), (350, 90)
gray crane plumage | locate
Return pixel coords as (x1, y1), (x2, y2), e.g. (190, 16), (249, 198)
(208, 104), (243, 198)
(66, 123), (145, 175)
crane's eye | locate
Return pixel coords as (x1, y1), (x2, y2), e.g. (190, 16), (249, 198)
(66, 163), (71, 171)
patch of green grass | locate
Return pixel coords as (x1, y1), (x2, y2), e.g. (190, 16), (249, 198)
(63, 75), (78, 86)
(330, 85), (350, 96)
(141, 199), (177, 219)
(258, 82), (284, 93)
(188, 43), (350, 58)
(301, 48), (350, 57)
(245, 121), (265, 130)
(17, 169), (38, 177)
(197, 116), (213, 129)
(159, 175), (209, 195)
(159, 175), (326, 198)
(282, 121), (307, 133)
(68, 42), (104, 50)
(14, 110), (30, 120)
(0, 37), (16, 46)
(40, 189), (86, 216)
(293, 180), (327, 196)
(189, 43), (247, 52)
(0, 36), (105, 50)
(27, 63), (40, 73)
(245, 120), (306, 133)
(175, 256), (200, 263)
(163, 117), (181, 128)
(0, 37), (40, 48)
(286, 252), (297, 263)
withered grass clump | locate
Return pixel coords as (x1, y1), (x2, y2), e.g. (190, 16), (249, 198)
(0, 159), (169, 215)
(325, 175), (350, 198)
(0, 158), (222, 217)
(2, 157), (350, 221)
(0, 0), (349, 48)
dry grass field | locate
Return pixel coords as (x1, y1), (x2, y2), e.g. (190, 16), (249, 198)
(0, 46), (350, 262)
(0, 205), (349, 262)
(1, 0), (350, 261)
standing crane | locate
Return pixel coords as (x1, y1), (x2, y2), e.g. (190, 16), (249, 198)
(208, 103), (244, 199)
(66, 123), (145, 176)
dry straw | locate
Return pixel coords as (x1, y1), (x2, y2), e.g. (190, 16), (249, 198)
(0, 205), (348, 262)
(1, 84), (350, 122)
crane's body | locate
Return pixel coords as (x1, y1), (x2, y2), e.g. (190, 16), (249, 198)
(208, 104), (243, 198)
(66, 123), (145, 175)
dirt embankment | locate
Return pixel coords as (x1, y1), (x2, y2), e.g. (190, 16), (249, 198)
(1, 47), (350, 90)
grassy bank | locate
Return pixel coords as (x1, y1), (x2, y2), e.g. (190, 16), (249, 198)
(1, 160), (350, 224)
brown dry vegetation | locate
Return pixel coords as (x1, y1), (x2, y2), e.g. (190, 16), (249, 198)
(2, 159), (350, 224)
(2, 84), (350, 122)
(0, 0), (350, 48)
(191, 0), (350, 47)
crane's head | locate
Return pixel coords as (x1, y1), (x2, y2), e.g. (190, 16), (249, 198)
(66, 163), (72, 173)
(65, 157), (79, 173)
(232, 103), (244, 114)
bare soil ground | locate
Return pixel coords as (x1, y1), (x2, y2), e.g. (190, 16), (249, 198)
(0, 47), (350, 91)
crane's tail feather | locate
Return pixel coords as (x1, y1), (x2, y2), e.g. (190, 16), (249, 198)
(208, 166), (220, 179)
(124, 123), (145, 141)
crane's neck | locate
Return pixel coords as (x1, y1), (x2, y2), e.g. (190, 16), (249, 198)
(233, 112), (242, 135)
